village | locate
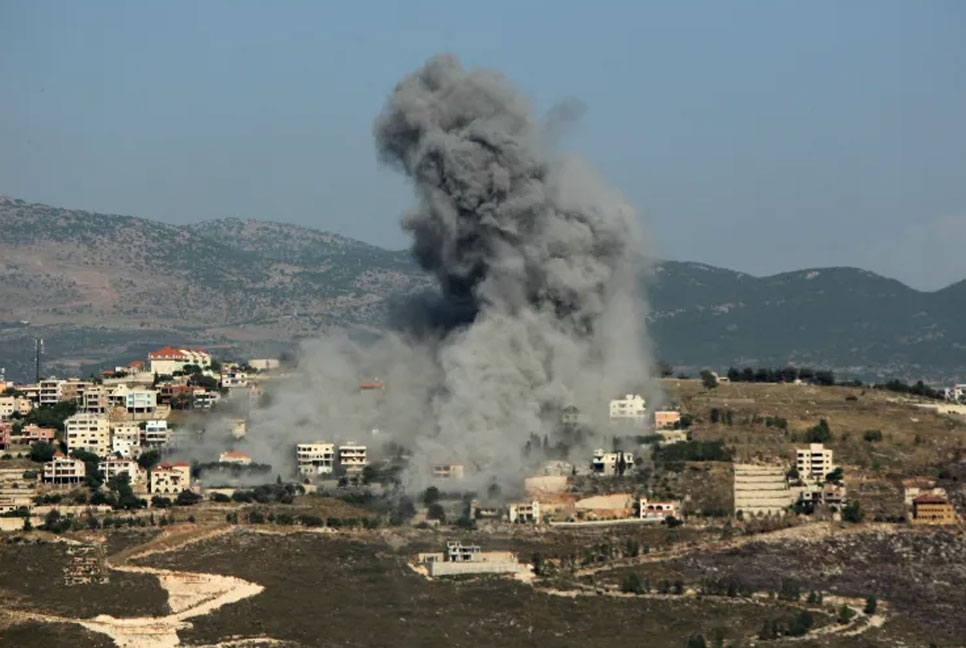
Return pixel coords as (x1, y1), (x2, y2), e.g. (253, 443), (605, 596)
(0, 351), (962, 582)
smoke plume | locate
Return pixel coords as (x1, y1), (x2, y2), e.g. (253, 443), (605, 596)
(235, 54), (652, 495)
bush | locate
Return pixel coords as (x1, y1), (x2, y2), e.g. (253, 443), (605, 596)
(700, 370), (718, 389)
(247, 510), (265, 524)
(427, 503), (446, 521)
(151, 496), (172, 509)
(787, 610), (814, 636)
(175, 490), (202, 506)
(842, 500), (863, 523)
(620, 572), (645, 594)
(654, 440), (731, 464)
(837, 604), (856, 624)
(210, 492), (231, 503)
(422, 486), (440, 505)
(863, 429), (883, 443)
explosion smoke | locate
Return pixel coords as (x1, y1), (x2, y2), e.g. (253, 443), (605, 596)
(239, 54), (652, 495)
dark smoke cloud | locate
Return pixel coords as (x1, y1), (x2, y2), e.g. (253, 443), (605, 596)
(239, 54), (653, 493)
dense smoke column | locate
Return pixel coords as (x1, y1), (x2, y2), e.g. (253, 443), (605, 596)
(375, 54), (651, 489)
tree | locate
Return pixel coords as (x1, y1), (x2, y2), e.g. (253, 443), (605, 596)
(788, 610), (814, 636)
(862, 429), (883, 443)
(138, 450), (161, 471)
(825, 467), (844, 484)
(686, 635), (707, 648)
(427, 503), (446, 521)
(842, 500), (863, 523)
(837, 604), (856, 624)
(422, 486), (440, 506)
(864, 595), (877, 615)
(151, 496), (172, 509)
(657, 361), (674, 377)
(805, 419), (832, 443)
(700, 370), (719, 390)
(28, 441), (56, 464)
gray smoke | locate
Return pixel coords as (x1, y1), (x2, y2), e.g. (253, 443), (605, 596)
(231, 54), (653, 495)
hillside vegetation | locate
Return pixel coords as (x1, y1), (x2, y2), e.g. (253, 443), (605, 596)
(1, 195), (964, 381)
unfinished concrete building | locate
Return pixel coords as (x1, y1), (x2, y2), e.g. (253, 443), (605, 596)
(419, 541), (527, 577)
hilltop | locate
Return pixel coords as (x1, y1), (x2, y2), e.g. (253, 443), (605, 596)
(1, 195), (964, 381)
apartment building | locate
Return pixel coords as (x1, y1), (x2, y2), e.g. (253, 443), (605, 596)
(109, 386), (157, 415)
(296, 442), (335, 475)
(43, 453), (86, 485)
(102, 458), (144, 488)
(338, 442), (367, 475)
(65, 413), (110, 457)
(591, 449), (635, 476)
(609, 394), (647, 422)
(433, 463), (465, 480)
(13, 424), (56, 444)
(110, 423), (141, 459)
(150, 462), (191, 495)
(638, 498), (678, 520)
(507, 500), (541, 523)
(144, 420), (169, 445)
(0, 396), (32, 419)
(38, 379), (64, 405)
(911, 495), (956, 525)
(561, 405), (580, 426)
(795, 444), (835, 483)
(80, 385), (110, 414)
(733, 464), (793, 517)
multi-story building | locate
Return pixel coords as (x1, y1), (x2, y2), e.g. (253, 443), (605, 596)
(150, 462), (191, 495)
(795, 444), (835, 483)
(609, 394), (647, 422)
(65, 413), (110, 457)
(13, 424), (56, 444)
(0, 424), (10, 450)
(561, 405), (580, 426)
(43, 453), (86, 484)
(590, 449), (635, 476)
(638, 498), (678, 520)
(433, 463), (465, 480)
(80, 385), (110, 415)
(654, 410), (681, 430)
(102, 458), (144, 488)
(60, 379), (92, 403)
(911, 495), (956, 525)
(0, 396), (32, 419)
(111, 422), (141, 459)
(148, 347), (212, 375)
(733, 464), (794, 517)
(507, 500), (541, 523)
(248, 358), (280, 371)
(38, 379), (64, 405)
(338, 442), (367, 475)
(109, 386), (157, 415)
(296, 443), (335, 475)
(144, 420), (169, 446)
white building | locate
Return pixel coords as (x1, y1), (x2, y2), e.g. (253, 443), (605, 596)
(795, 444), (835, 483)
(0, 396), (32, 419)
(110, 422), (141, 458)
(38, 379), (64, 405)
(102, 458), (144, 488)
(148, 347), (212, 375)
(81, 385), (110, 414)
(296, 442), (335, 475)
(219, 450), (252, 465)
(338, 442), (367, 475)
(150, 462), (191, 495)
(43, 453), (86, 484)
(65, 413), (111, 457)
(609, 394), (647, 422)
(249, 358), (280, 371)
(638, 498), (678, 520)
(591, 449), (635, 476)
(508, 500), (541, 523)
(433, 463), (465, 480)
(144, 420), (169, 446)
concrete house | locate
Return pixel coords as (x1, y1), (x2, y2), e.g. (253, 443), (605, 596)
(591, 449), (634, 476)
(609, 394), (647, 422)
(638, 498), (678, 520)
(43, 453), (86, 485)
(150, 462), (191, 495)
(219, 450), (252, 465)
(338, 442), (367, 475)
(795, 444), (835, 483)
(508, 500), (541, 523)
(65, 413), (111, 457)
(297, 442), (335, 475)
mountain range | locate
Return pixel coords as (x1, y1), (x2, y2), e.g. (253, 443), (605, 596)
(1, 195), (964, 383)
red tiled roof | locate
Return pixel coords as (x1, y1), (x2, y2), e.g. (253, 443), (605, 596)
(149, 346), (188, 360)
(359, 382), (384, 390)
(913, 495), (948, 505)
(221, 451), (249, 458)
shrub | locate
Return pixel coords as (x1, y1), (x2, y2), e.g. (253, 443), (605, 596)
(864, 595), (877, 615)
(620, 573), (645, 594)
(862, 429), (883, 443)
(151, 496), (172, 509)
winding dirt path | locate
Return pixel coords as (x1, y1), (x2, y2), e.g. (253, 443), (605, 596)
(22, 525), (271, 648)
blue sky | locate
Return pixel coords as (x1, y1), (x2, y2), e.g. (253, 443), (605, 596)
(1, 1), (964, 290)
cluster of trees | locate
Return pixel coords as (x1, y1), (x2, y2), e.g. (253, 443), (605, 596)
(653, 440), (732, 465)
(875, 379), (944, 400)
(209, 483), (302, 505)
(620, 573), (685, 595)
(225, 509), (379, 529)
(757, 611), (814, 639)
(725, 366), (835, 386)
(804, 419), (832, 443)
(13, 401), (78, 432)
(191, 461), (272, 478)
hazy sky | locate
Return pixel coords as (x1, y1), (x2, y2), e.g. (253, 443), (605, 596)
(1, 1), (964, 290)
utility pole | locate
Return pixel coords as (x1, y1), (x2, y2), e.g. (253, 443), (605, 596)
(34, 337), (44, 383)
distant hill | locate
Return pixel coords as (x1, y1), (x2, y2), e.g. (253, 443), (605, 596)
(1, 195), (964, 382)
